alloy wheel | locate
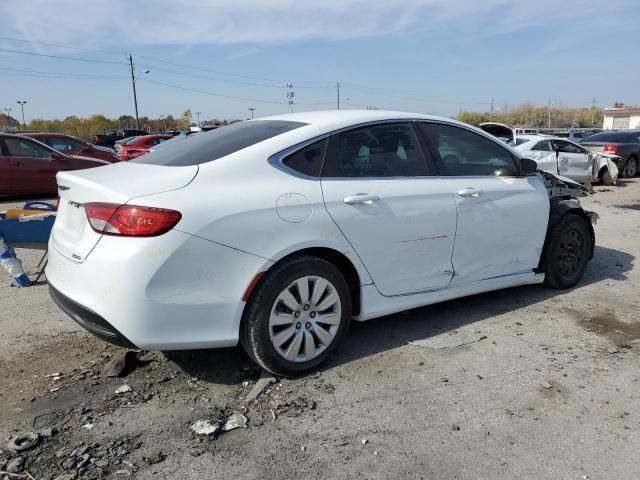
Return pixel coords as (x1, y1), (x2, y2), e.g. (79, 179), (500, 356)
(624, 158), (638, 178)
(268, 276), (342, 363)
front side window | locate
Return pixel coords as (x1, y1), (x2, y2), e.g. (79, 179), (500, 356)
(282, 139), (327, 177)
(4, 138), (51, 158)
(322, 123), (428, 178)
(553, 140), (582, 154)
(133, 120), (307, 166)
(418, 123), (518, 176)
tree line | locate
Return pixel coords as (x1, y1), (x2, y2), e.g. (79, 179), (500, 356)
(456, 103), (604, 129)
(3, 110), (242, 140)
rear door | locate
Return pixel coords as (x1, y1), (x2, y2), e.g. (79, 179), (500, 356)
(321, 122), (457, 296)
(4, 136), (67, 195)
(417, 122), (549, 286)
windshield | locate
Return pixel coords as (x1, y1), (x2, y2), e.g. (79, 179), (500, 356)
(132, 120), (307, 166)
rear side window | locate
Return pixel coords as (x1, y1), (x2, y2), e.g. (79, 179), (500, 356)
(532, 140), (552, 152)
(322, 123), (428, 177)
(282, 139), (327, 177)
(133, 120), (307, 166)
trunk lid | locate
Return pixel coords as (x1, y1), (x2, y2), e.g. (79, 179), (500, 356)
(479, 122), (516, 145)
(52, 162), (197, 262)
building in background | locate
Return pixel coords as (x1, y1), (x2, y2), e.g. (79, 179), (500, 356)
(603, 107), (640, 130)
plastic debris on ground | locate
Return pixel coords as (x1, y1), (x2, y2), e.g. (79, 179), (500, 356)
(409, 330), (487, 349)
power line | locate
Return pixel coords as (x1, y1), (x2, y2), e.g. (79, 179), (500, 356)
(0, 35), (126, 56)
(341, 82), (496, 105)
(0, 47), (125, 65)
(0, 71), (125, 80)
(0, 66), (126, 79)
(138, 78), (287, 105)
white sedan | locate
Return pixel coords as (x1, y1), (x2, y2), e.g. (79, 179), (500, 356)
(47, 111), (595, 375)
(515, 135), (619, 185)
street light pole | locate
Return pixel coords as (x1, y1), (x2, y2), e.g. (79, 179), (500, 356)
(196, 111), (202, 127)
(16, 101), (27, 129)
(249, 108), (255, 120)
(128, 55), (150, 131)
(3, 108), (12, 129)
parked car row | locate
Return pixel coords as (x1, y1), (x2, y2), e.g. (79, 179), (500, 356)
(479, 123), (639, 185)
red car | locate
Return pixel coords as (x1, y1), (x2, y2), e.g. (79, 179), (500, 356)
(117, 134), (173, 161)
(0, 133), (110, 196)
(22, 133), (120, 164)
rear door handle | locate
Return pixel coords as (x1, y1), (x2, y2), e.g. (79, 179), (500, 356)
(343, 194), (380, 204)
(457, 187), (483, 198)
(13, 161), (24, 167)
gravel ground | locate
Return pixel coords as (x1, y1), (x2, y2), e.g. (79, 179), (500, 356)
(1, 180), (639, 479)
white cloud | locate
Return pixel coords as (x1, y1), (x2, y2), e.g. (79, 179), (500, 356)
(0, 0), (634, 47)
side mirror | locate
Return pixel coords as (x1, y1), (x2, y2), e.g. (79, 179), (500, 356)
(82, 145), (94, 153)
(49, 152), (65, 161)
(520, 158), (538, 175)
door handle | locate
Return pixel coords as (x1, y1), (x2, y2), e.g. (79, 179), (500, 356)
(343, 194), (380, 204)
(13, 161), (24, 167)
(457, 187), (483, 198)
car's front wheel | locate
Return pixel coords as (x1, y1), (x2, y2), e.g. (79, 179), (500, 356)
(542, 214), (592, 289)
(241, 256), (351, 376)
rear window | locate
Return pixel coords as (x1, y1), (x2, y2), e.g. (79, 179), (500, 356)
(515, 137), (531, 146)
(584, 132), (636, 143)
(132, 120), (307, 166)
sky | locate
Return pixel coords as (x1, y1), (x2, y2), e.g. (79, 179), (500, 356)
(0, 0), (639, 122)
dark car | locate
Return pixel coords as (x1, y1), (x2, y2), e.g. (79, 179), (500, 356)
(21, 133), (120, 163)
(582, 131), (640, 178)
(0, 133), (109, 196)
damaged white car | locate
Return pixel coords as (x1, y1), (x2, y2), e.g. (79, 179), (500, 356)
(47, 111), (596, 376)
(479, 123), (619, 185)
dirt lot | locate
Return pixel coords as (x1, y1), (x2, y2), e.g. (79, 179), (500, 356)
(1, 181), (639, 480)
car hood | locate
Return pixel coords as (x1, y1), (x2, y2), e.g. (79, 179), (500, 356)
(479, 122), (515, 144)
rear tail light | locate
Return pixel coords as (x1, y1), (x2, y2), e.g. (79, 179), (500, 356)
(603, 144), (618, 154)
(85, 203), (181, 237)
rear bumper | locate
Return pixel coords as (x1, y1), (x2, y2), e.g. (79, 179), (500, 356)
(49, 284), (137, 349)
(46, 229), (273, 350)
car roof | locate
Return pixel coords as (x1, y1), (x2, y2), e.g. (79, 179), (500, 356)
(259, 110), (465, 135)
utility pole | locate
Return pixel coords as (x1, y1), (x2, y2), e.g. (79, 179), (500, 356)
(489, 98), (494, 121)
(3, 108), (12, 129)
(337, 81), (340, 110)
(129, 54), (140, 130)
(16, 101), (27, 128)
(547, 100), (551, 129)
(591, 97), (596, 127)
(248, 108), (255, 120)
(286, 83), (295, 112)
(196, 111), (202, 127)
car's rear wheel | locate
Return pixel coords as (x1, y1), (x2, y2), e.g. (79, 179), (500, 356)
(622, 156), (638, 178)
(542, 214), (592, 289)
(240, 256), (351, 376)
(600, 168), (614, 186)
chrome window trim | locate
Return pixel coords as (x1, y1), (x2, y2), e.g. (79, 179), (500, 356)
(268, 117), (524, 180)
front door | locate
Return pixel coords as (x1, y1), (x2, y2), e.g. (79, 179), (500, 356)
(321, 122), (457, 296)
(551, 139), (591, 183)
(417, 122), (549, 286)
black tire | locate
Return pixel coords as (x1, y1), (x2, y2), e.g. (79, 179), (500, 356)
(240, 255), (352, 377)
(542, 214), (592, 289)
(621, 156), (638, 178)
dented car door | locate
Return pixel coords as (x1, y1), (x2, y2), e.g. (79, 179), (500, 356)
(417, 122), (549, 286)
